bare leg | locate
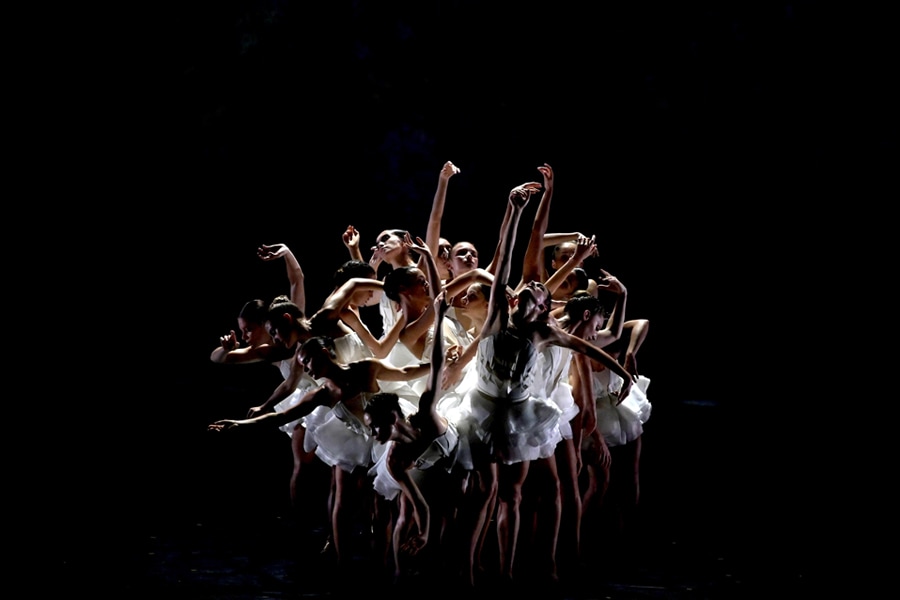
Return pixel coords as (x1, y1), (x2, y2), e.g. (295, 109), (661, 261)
(392, 494), (411, 582)
(555, 438), (582, 572)
(475, 480), (498, 576)
(531, 455), (562, 582)
(496, 460), (529, 582)
(331, 466), (353, 570)
(610, 436), (642, 543)
(457, 461), (497, 588)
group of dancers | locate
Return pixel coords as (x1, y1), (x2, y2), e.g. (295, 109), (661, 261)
(206, 162), (652, 591)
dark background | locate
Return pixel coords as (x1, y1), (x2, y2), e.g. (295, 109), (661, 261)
(62, 1), (894, 593)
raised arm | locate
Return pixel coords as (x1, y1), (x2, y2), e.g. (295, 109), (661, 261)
(315, 277), (384, 323)
(595, 269), (627, 344)
(408, 234), (442, 299)
(311, 276), (405, 357)
(483, 201), (511, 276)
(519, 163), (555, 287)
(542, 234), (596, 296)
(398, 234), (441, 354)
(342, 305), (408, 359)
(485, 182), (541, 333)
(442, 267), (495, 301)
(342, 225), (365, 262)
(425, 161), (460, 279)
(258, 243), (306, 314)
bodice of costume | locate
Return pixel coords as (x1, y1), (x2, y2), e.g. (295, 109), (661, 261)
(475, 330), (539, 401)
(333, 331), (372, 364)
(536, 345), (573, 396)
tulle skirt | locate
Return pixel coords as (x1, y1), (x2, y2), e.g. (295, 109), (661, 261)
(367, 423), (459, 500)
(547, 381), (580, 440)
(453, 387), (563, 468)
(303, 402), (375, 473)
(587, 374), (652, 448)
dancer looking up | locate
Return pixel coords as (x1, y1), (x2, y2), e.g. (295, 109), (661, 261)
(454, 180), (636, 588)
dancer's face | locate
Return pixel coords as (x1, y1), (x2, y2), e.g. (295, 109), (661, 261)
(577, 311), (605, 342)
(374, 231), (404, 258)
(450, 242), (479, 275)
(266, 318), (294, 348)
(297, 346), (323, 378)
(462, 283), (487, 312)
(238, 317), (271, 347)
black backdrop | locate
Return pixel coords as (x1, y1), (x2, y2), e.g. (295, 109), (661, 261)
(60, 2), (895, 592)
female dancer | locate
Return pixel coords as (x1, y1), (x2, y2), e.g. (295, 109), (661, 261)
(453, 180), (636, 589)
(208, 335), (431, 573)
(581, 313), (651, 562)
(209, 242), (305, 368)
(364, 291), (465, 583)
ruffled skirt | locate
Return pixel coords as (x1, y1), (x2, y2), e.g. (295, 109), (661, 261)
(454, 387), (562, 468)
(303, 402), (375, 472)
(587, 374), (652, 448)
(367, 423), (459, 500)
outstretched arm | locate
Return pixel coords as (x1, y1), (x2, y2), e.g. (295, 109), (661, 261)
(549, 327), (637, 399)
(543, 232), (585, 250)
(209, 383), (333, 432)
(247, 354), (310, 418)
(370, 357), (432, 382)
(258, 243), (306, 314)
(210, 338), (288, 364)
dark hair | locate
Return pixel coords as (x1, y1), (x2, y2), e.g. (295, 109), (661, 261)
(266, 295), (304, 332)
(563, 290), (602, 320)
(570, 267), (590, 293)
(333, 260), (376, 289)
(382, 265), (419, 302)
(299, 335), (337, 357)
(552, 241), (576, 261)
(363, 392), (402, 419)
(238, 299), (267, 323)
(469, 281), (490, 301)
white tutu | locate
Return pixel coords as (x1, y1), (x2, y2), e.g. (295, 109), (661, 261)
(587, 370), (652, 448)
(273, 372), (320, 437)
(303, 402), (375, 472)
(367, 423), (459, 500)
